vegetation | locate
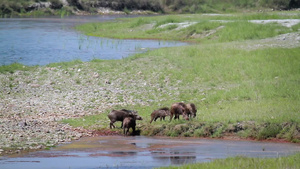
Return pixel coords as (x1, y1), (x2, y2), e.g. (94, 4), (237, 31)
(157, 153), (300, 169)
(62, 13), (300, 142)
(0, 0), (70, 17)
(76, 13), (300, 43)
(0, 63), (37, 74)
(1, 0), (300, 17)
(61, 45), (300, 142)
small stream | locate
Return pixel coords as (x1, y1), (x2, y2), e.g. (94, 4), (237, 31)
(1, 136), (299, 169)
(0, 15), (188, 66)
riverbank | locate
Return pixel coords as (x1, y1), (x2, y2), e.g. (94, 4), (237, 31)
(2, 0), (299, 18)
(73, 12), (300, 141)
(1, 12), (300, 156)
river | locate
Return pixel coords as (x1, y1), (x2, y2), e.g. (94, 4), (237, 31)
(0, 15), (187, 66)
(1, 136), (299, 169)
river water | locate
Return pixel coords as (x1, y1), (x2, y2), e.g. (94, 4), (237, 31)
(0, 15), (187, 66)
(1, 136), (299, 169)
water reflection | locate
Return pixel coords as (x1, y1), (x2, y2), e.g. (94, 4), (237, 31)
(152, 150), (197, 165)
(111, 151), (138, 156)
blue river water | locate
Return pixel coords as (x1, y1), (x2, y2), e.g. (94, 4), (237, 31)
(0, 15), (187, 66)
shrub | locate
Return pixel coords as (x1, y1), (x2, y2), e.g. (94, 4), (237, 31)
(257, 123), (282, 140)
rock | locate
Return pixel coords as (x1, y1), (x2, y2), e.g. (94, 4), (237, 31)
(93, 72), (99, 78)
(60, 0), (69, 6)
(37, 145), (43, 149)
(27, 2), (52, 11)
(30, 84), (40, 88)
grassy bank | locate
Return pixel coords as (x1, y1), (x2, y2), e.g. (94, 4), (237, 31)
(61, 45), (300, 142)
(76, 12), (300, 43)
(64, 13), (300, 142)
(157, 153), (300, 169)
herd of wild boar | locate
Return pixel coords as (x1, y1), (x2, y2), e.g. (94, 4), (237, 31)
(107, 102), (197, 136)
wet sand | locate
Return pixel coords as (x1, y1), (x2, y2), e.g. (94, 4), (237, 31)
(1, 136), (299, 169)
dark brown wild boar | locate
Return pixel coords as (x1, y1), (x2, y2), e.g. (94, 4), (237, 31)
(150, 107), (170, 123)
(123, 114), (138, 136)
(169, 102), (189, 121)
(186, 103), (197, 118)
(107, 109), (142, 129)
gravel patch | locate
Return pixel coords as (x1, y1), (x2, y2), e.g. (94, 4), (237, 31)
(238, 32), (300, 50)
(158, 22), (198, 30)
(0, 59), (179, 155)
(250, 19), (300, 28)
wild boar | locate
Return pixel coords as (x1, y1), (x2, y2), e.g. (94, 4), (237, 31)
(169, 102), (189, 121)
(150, 107), (170, 123)
(107, 109), (142, 129)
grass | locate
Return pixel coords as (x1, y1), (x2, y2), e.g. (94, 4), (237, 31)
(65, 13), (300, 140)
(60, 45), (300, 142)
(76, 13), (299, 43)
(62, 113), (109, 129)
(0, 63), (37, 74)
(156, 153), (300, 169)
(47, 59), (83, 70)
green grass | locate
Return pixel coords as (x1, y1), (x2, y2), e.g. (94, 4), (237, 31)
(76, 13), (298, 43)
(60, 45), (300, 141)
(216, 21), (290, 42)
(156, 153), (300, 169)
(60, 23), (300, 140)
(62, 113), (109, 129)
(0, 63), (37, 74)
(47, 59), (83, 70)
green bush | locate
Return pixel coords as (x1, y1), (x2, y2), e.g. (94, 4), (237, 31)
(257, 123), (282, 140)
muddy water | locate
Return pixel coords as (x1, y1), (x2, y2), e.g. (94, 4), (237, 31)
(1, 136), (300, 169)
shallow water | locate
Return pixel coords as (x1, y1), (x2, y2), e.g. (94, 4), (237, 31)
(0, 16), (187, 66)
(1, 136), (299, 169)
